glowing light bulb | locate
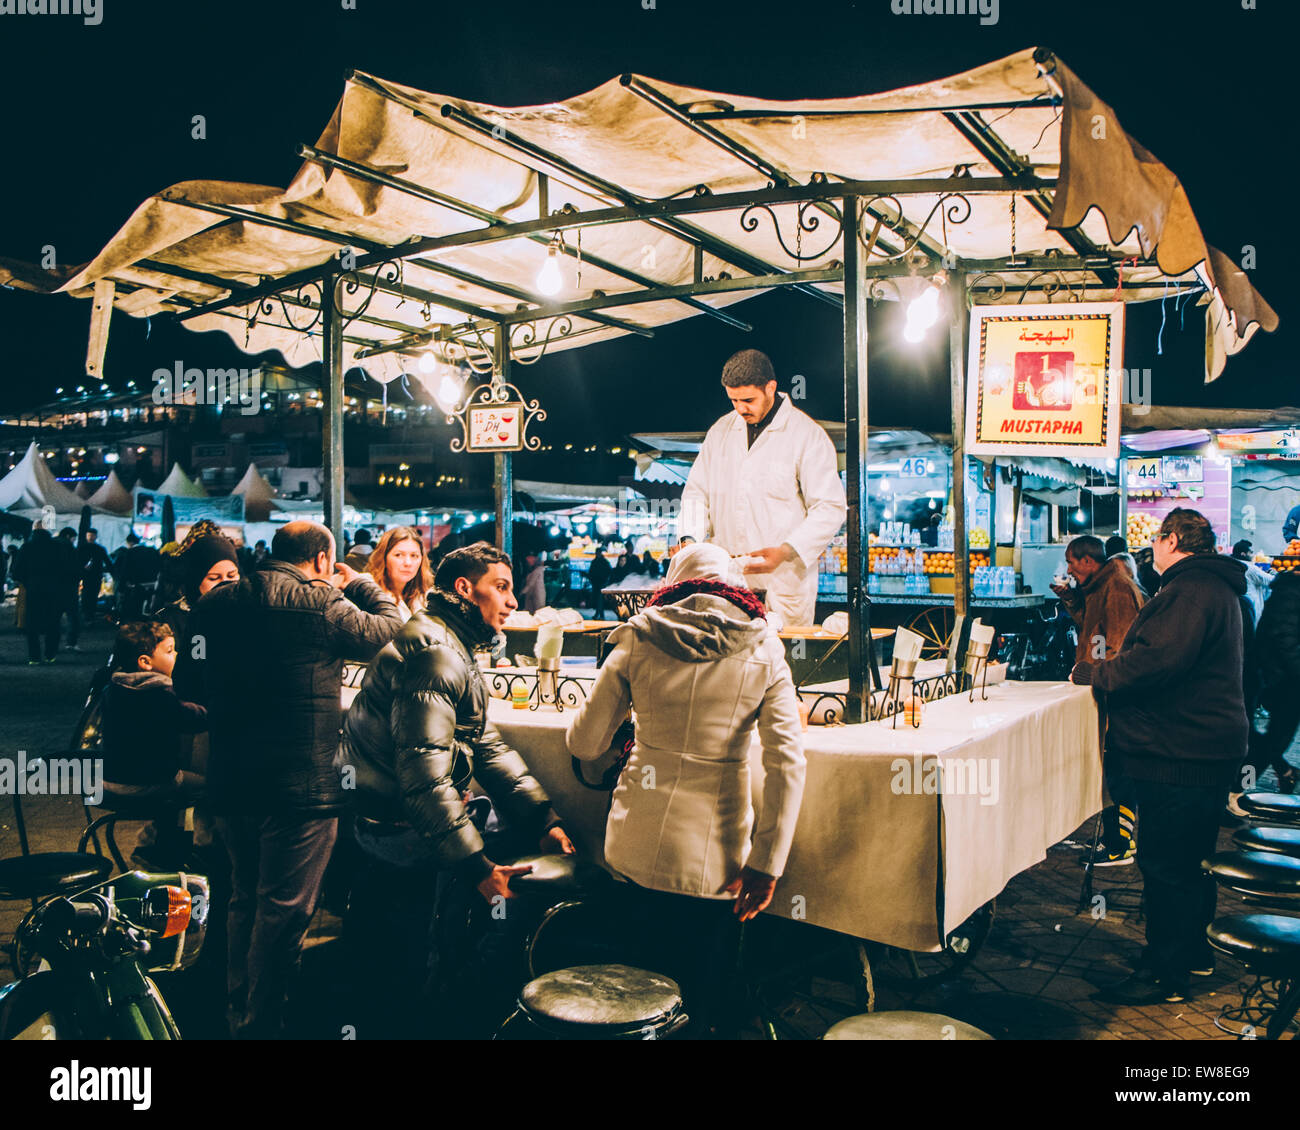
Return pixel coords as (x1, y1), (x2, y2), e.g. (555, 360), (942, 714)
(536, 245), (563, 296)
(418, 353), (437, 374)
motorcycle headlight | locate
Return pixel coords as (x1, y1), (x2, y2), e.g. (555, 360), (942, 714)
(139, 874), (210, 973)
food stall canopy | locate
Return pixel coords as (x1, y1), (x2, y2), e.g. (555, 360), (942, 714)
(5, 48), (1273, 382)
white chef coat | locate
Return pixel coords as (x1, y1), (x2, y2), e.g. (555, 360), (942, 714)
(679, 396), (846, 626)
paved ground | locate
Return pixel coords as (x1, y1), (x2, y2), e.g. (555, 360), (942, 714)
(1, 607), (1295, 1040)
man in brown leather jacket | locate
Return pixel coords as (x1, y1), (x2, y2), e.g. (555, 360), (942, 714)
(1052, 535), (1144, 866)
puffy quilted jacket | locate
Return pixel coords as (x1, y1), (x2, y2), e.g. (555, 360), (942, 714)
(336, 589), (555, 878)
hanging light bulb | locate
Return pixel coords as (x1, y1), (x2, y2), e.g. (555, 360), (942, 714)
(536, 234), (564, 296)
(434, 369), (465, 413)
(902, 273), (946, 344)
(418, 352), (438, 374)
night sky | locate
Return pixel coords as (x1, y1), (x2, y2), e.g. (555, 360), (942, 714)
(0, 0), (1291, 458)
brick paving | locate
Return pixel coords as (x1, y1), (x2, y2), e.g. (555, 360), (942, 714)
(1, 610), (1295, 1039)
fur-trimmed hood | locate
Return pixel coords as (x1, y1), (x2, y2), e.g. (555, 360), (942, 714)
(425, 588), (503, 652)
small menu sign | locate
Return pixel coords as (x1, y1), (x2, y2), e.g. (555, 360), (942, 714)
(468, 403), (525, 451)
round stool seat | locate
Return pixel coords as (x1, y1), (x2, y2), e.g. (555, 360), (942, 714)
(504, 854), (611, 897)
(1202, 851), (1300, 898)
(0, 853), (112, 901)
(1207, 914), (1300, 977)
(1233, 825), (1300, 859)
(518, 964), (682, 1036)
(1240, 792), (1300, 825)
(824, 1010), (993, 1041)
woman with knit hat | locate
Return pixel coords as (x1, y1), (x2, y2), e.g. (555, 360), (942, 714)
(153, 530), (240, 648)
(565, 542), (806, 1035)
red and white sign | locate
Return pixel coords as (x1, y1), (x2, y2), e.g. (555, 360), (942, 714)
(468, 403), (524, 452)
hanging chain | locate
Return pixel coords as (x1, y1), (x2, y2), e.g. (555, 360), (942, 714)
(796, 203), (804, 262)
(576, 227), (583, 291)
(1010, 195), (1017, 262)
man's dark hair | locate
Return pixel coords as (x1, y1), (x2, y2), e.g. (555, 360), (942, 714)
(272, 524), (333, 565)
(1159, 508), (1217, 556)
(1104, 536), (1128, 558)
(1232, 539), (1253, 560)
(113, 620), (173, 672)
(435, 541), (511, 593)
(125, 533), (139, 546)
(354, 528), (372, 546)
(720, 348), (776, 389)
(1066, 535), (1106, 564)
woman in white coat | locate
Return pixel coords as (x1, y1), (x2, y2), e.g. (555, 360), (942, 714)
(564, 543), (806, 1031)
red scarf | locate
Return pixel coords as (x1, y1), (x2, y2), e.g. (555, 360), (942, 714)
(646, 578), (767, 620)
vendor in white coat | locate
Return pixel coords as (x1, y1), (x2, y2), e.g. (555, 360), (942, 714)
(679, 349), (847, 628)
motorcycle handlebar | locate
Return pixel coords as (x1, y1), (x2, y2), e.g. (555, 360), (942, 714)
(43, 895), (110, 938)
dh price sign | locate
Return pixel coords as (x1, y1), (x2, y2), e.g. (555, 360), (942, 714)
(468, 403), (525, 452)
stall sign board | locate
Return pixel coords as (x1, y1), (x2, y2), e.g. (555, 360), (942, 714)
(1216, 429), (1300, 454)
(1129, 457), (1163, 486)
(965, 302), (1124, 458)
(1161, 455), (1203, 484)
(468, 402), (525, 452)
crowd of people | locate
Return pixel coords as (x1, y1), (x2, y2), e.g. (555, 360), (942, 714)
(1060, 509), (1299, 1006)
(73, 512), (803, 1039)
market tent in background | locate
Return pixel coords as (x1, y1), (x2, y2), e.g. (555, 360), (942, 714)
(0, 440), (95, 517)
(154, 462), (207, 498)
(85, 468), (133, 516)
(230, 462), (278, 522)
(74, 480), (94, 500)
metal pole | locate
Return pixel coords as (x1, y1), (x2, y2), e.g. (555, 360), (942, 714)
(950, 272), (970, 620)
(493, 325), (513, 559)
(842, 196), (870, 724)
(321, 271), (346, 549)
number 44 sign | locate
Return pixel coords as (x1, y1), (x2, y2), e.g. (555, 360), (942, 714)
(468, 403), (525, 451)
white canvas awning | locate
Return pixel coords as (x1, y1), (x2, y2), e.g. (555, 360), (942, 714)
(230, 462), (278, 521)
(6, 48), (1271, 383)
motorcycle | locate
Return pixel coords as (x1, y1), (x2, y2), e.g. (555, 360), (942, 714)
(0, 870), (209, 1040)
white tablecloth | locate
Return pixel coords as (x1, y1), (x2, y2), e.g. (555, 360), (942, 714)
(488, 680), (1101, 952)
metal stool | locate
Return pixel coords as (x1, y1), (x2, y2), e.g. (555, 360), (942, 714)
(824, 1010), (993, 1040)
(1206, 914), (1300, 1040)
(1240, 792), (1300, 826)
(1232, 825), (1300, 859)
(497, 963), (688, 1040)
(0, 792), (111, 911)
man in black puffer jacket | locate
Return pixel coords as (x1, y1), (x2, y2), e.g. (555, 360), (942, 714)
(176, 520), (404, 1039)
(1245, 568), (1300, 793)
(337, 542), (573, 1028)
(1072, 509), (1247, 1005)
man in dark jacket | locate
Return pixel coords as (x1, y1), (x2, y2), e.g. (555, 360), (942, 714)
(1053, 535), (1145, 865)
(1072, 509), (1247, 1004)
(13, 528), (64, 663)
(176, 520), (404, 1038)
(1244, 569), (1300, 794)
(338, 542), (572, 1029)
(78, 528), (112, 621)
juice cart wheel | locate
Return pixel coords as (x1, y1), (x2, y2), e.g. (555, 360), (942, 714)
(906, 606), (955, 660)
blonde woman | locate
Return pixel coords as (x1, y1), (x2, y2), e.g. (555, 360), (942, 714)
(366, 527), (433, 621)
